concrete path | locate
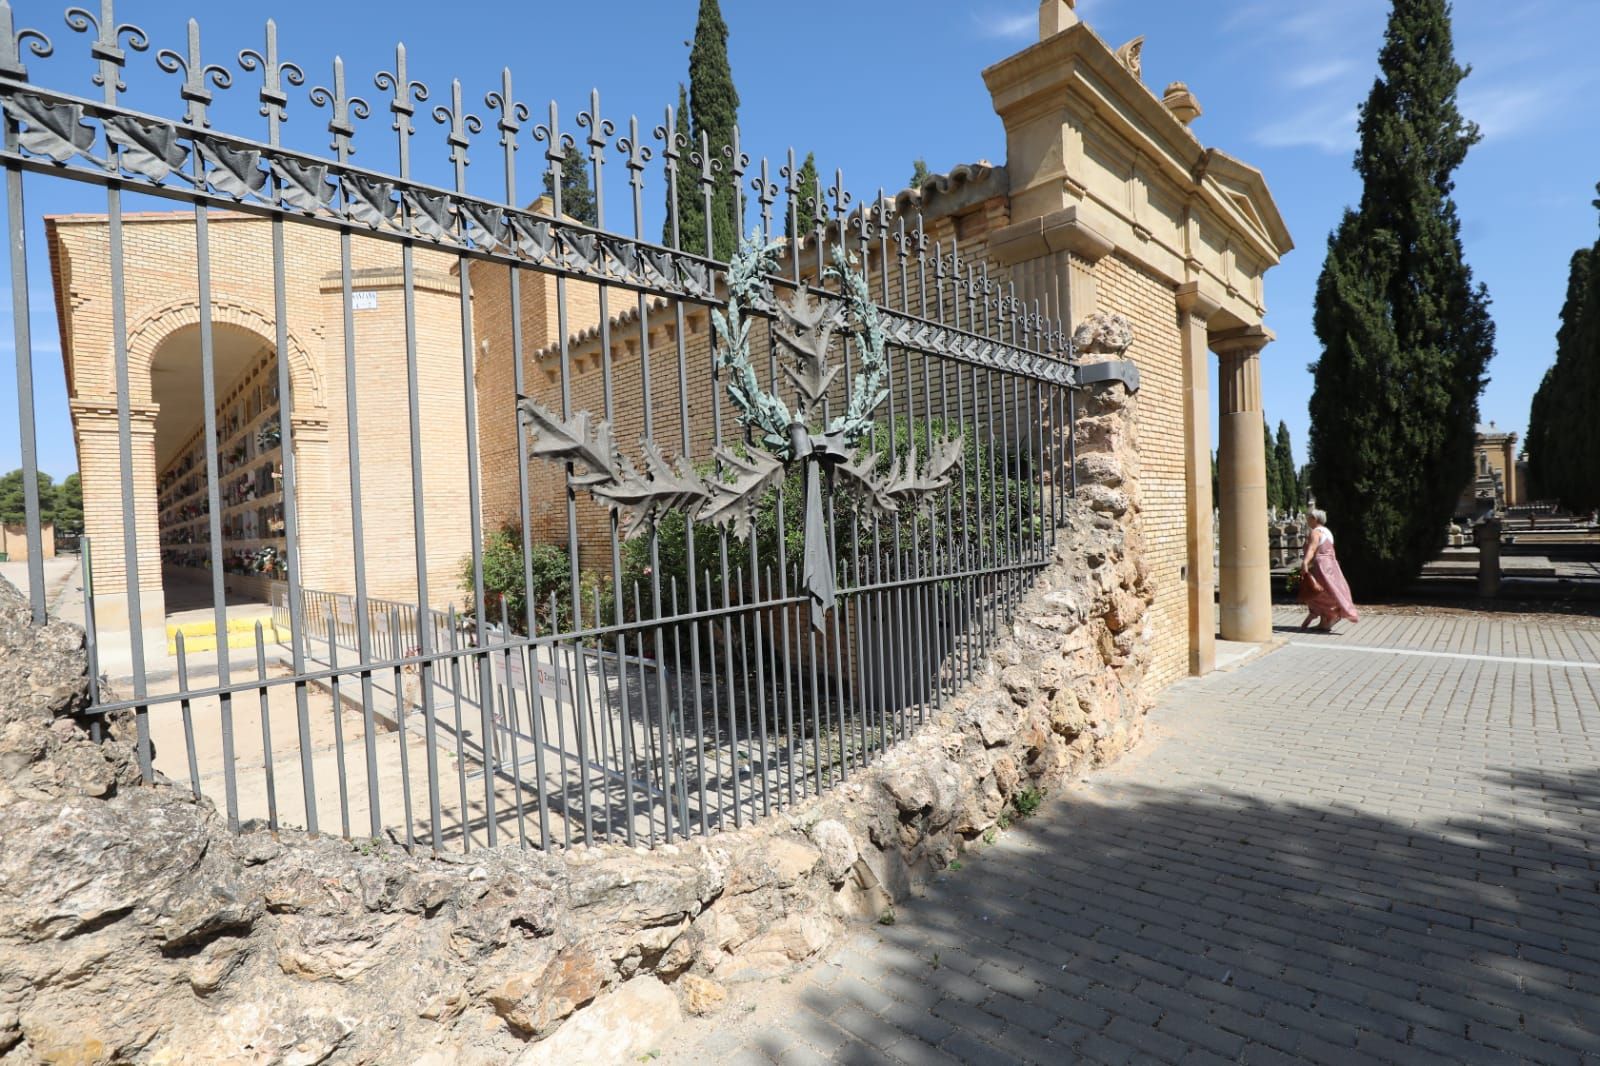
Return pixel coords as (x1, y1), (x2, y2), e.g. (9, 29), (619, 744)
(659, 604), (1600, 1065)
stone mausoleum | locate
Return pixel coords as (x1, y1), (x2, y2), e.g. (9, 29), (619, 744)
(49, 0), (1289, 690)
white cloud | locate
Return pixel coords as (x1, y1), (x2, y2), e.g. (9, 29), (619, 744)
(1256, 102), (1359, 154)
(972, 8), (1036, 40)
(1459, 83), (1554, 143)
(1283, 58), (1356, 91)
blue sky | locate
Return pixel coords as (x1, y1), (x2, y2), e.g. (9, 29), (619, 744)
(3, 0), (1598, 481)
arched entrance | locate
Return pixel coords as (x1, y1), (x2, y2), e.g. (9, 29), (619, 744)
(150, 322), (286, 617)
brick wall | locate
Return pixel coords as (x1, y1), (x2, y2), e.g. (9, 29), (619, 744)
(1095, 254), (1187, 691)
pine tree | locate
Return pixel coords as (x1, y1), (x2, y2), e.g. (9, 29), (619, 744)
(664, 84), (703, 249)
(1308, 0), (1494, 595)
(1264, 422), (1283, 513)
(0, 469), (56, 526)
(543, 144), (596, 227)
(687, 0), (740, 260)
(1274, 421), (1299, 511)
(55, 473), (82, 533)
(787, 152), (819, 240)
(909, 157), (931, 190)
(1526, 190), (1600, 511)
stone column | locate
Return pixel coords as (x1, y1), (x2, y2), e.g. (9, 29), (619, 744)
(1211, 325), (1272, 643)
(1474, 518), (1501, 599)
(1176, 283), (1218, 673)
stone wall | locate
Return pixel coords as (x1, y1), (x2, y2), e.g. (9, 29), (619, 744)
(0, 366), (1150, 1065)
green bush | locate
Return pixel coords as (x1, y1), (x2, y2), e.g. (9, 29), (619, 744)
(462, 525), (576, 635)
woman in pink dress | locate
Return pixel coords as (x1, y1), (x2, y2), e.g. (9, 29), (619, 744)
(1298, 508), (1359, 631)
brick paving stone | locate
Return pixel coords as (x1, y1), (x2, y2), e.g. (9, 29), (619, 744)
(658, 608), (1600, 1065)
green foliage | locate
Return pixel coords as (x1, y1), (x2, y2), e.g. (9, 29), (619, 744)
(0, 469), (58, 527)
(664, 84), (702, 248)
(1264, 421), (1282, 513)
(462, 525), (579, 635)
(1526, 191), (1600, 511)
(1308, 0), (1495, 596)
(786, 151), (819, 240)
(543, 144), (596, 227)
(685, 0), (740, 260)
(55, 473), (83, 533)
(1012, 786), (1044, 818)
(1274, 421), (1300, 512)
(909, 158), (930, 190)
(877, 908), (896, 926)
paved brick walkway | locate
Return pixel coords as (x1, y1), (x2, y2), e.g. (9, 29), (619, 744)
(659, 606), (1600, 1065)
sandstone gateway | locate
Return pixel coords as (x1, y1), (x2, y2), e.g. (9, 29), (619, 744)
(2, 1), (1292, 1060)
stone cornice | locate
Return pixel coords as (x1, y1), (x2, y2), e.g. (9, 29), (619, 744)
(1174, 281), (1221, 323)
(988, 205), (1115, 267)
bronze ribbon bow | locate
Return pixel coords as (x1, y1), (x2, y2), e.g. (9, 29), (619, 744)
(787, 421), (854, 631)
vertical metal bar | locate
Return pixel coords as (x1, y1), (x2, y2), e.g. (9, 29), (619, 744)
(333, 223), (382, 838)
(660, 107), (708, 837)
(446, 606), (472, 851)
(82, 538), (101, 716)
(386, 178), (442, 848)
(395, 235), (443, 851)
(106, 186), (152, 777)
(539, 104), (597, 847)
(254, 623), (279, 832)
(3, 158), (44, 619)
(386, 609), (415, 851)
(176, 633), (201, 799)
(191, 192), (239, 832)
(522, 605), (552, 851)
(495, 601), (529, 849)
(326, 613), (350, 839)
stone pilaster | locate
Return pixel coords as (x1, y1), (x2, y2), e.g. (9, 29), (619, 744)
(70, 398), (165, 644)
(1175, 283), (1218, 673)
(1211, 325), (1272, 644)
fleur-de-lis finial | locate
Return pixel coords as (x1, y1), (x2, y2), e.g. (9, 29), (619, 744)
(616, 115), (651, 190)
(531, 100), (576, 216)
(431, 78), (481, 193)
(484, 67), (529, 202)
(751, 156), (778, 237)
(0, 2), (52, 82)
(65, 0), (148, 103)
(575, 89), (612, 225)
(309, 55), (371, 161)
(829, 168), (852, 224)
(155, 19), (231, 127)
(721, 126), (748, 227)
(374, 42), (427, 177)
(238, 20), (305, 147)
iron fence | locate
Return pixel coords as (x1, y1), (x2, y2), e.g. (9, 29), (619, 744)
(0, 1), (1081, 853)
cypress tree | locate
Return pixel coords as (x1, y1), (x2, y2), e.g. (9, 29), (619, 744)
(665, 84), (703, 249)
(1264, 422), (1283, 513)
(1308, 0), (1494, 595)
(909, 158), (931, 190)
(1526, 191), (1600, 511)
(687, 0), (740, 260)
(543, 144), (596, 227)
(787, 152), (820, 240)
(1274, 421), (1299, 511)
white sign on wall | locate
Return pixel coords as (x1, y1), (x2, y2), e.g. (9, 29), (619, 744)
(350, 290), (378, 311)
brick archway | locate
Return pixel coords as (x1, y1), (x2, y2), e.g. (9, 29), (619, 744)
(125, 298), (325, 413)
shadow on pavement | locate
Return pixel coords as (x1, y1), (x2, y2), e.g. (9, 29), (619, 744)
(760, 767), (1600, 1065)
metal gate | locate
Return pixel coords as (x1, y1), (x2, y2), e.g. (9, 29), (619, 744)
(0, 1), (1080, 853)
